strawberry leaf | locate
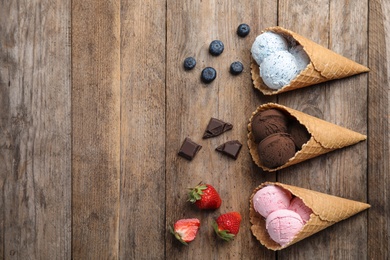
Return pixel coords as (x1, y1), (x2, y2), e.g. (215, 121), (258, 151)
(169, 225), (189, 245)
(188, 183), (208, 203)
(212, 222), (236, 242)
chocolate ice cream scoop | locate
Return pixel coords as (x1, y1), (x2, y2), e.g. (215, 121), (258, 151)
(288, 120), (310, 149)
(252, 109), (288, 143)
(258, 133), (296, 169)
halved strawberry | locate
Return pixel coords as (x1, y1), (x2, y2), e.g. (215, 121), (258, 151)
(170, 218), (200, 245)
(188, 182), (222, 210)
(213, 212), (241, 241)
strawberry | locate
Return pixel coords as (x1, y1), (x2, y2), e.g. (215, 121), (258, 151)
(188, 182), (222, 210)
(213, 212), (242, 241)
(170, 218), (200, 245)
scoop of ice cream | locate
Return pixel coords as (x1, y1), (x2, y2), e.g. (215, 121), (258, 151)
(253, 118), (287, 143)
(288, 197), (313, 223)
(266, 209), (304, 247)
(288, 120), (311, 149)
(258, 133), (296, 169)
(251, 32), (289, 65)
(260, 51), (300, 90)
(251, 109), (289, 143)
(252, 185), (293, 218)
(289, 45), (310, 72)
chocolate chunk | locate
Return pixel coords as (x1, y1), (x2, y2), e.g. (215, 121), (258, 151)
(203, 118), (233, 139)
(216, 140), (242, 160)
(178, 138), (202, 160)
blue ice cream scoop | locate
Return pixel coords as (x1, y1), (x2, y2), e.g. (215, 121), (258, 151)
(260, 51), (300, 90)
(251, 32), (289, 65)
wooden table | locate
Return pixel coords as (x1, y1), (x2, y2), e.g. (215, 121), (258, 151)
(1, 0), (389, 259)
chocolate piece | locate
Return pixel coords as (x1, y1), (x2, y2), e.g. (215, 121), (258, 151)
(203, 118), (233, 139)
(216, 140), (242, 160)
(178, 138), (202, 161)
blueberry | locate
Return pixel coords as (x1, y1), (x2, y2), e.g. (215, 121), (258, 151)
(209, 40), (224, 56)
(237, 23), (250, 37)
(183, 57), (196, 70)
(230, 61), (243, 75)
(201, 67), (217, 83)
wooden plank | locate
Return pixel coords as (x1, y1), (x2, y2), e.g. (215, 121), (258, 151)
(368, 1), (390, 259)
(276, 2), (333, 256)
(165, 1), (277, 258)
(0, 0), (71, 259)
(118, 0), (167, 259)
(278, 0), (369, 258)
(71, 0), (121, 258)
(324, 2), (369, 258)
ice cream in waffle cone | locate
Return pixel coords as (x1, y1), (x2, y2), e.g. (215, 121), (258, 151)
(249, 182), (370, 250)
(251, 26), (369, 95)
(248, 103), (367, 172)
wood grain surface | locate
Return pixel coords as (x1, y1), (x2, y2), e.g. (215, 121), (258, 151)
(72, 0), (121, 259)
(0, 0), (389, 259)
(119, 0), (166, 259)
(368, 1), (390, 259)
(0, 0), (71, 259)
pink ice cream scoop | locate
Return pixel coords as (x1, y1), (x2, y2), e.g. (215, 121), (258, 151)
(288, 197), (313, 223)
(253, 185), (293, 218)
(266, 209), (304, 246)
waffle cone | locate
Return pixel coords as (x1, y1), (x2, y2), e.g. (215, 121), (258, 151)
(248, 103), (367, 172)
(249, 182), (370, 250)
(251, 26), (370, 95)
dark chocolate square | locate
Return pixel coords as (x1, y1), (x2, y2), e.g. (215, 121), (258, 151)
(178, 138), (202, 161)
(216, 140), (242, 160)
(203, 118), (233, 139)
